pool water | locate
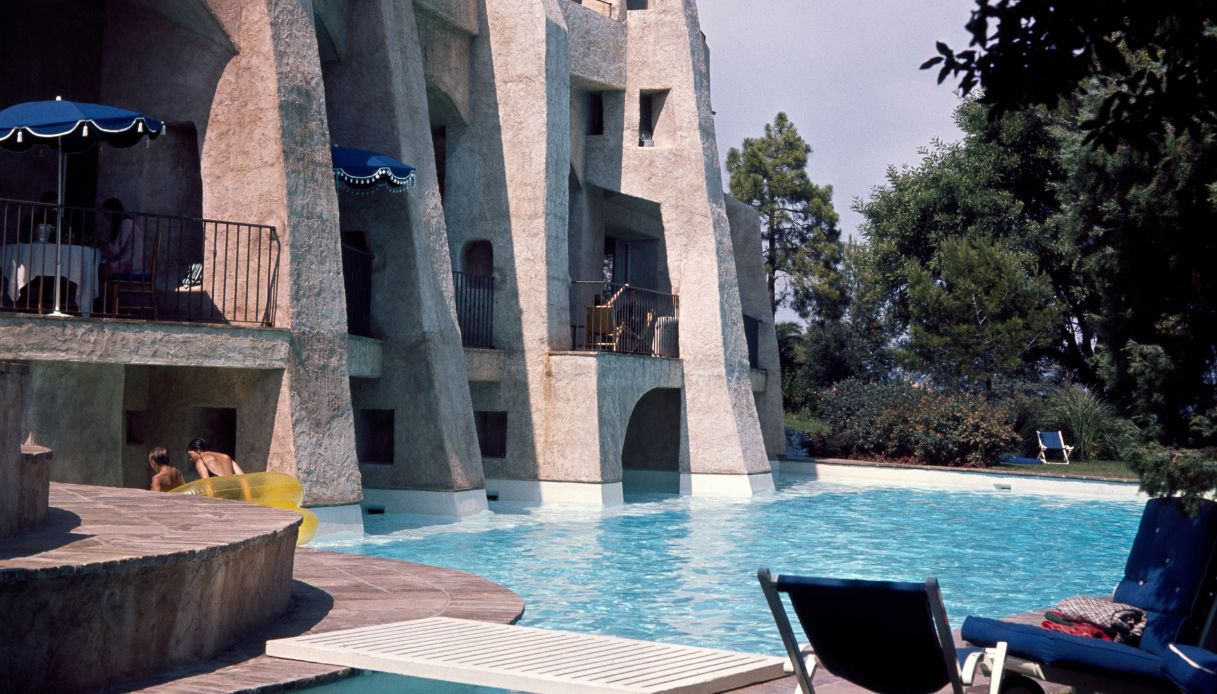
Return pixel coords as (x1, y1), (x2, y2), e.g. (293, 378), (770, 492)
(317, 477), (1144, 655)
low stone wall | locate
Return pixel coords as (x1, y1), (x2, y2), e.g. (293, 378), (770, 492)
(0, 362), (51, 538)
(1, 485), (299, 692)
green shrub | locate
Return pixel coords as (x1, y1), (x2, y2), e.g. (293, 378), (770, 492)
(906, 394), (1020, 467)
(1130, 445), (1217, 516)
(1046, 386), (1120, 461)
(811, 379), (1018, 466)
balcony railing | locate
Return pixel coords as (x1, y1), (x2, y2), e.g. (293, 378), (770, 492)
(0, 198), (279, 326)
(570, 281), (678, 358)
(454, 271), (494, 348)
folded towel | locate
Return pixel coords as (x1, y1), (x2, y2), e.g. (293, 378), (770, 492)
(1043, 609), (1077, 626)
(1055, 596), (1146, 643)
(1041, 619), (1113, 640)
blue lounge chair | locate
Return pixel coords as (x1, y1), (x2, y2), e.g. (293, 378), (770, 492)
(1037, 430), (1073, 464)
(1164, 644), (1217, 694)
(962, 497), (1217, 693)
(757, 569), (1007, 693)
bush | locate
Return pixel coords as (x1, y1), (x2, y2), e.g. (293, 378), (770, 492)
(1130, 445), (1217, 516)
(1046, 386), (1121, 460)
(810, 379), (1018, 466)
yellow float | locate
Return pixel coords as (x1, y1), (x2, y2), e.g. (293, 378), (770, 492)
(170, 472), (317, 545)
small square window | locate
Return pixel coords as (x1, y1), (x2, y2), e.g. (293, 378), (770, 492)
(474, 411), (507, 458)
(356, 409), (395, 464)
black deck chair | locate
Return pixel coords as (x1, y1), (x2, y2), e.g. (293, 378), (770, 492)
(758, 569), (1006, 693)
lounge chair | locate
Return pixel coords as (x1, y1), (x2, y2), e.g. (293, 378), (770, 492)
(1164, 644), (1217, 694)
(757, 568), (1007, 693)
(1036, 430), (1073, 464)
(961, 497), (1217, 693)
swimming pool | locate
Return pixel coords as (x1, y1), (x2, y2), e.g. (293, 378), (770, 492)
(316, 476), (1144, 655)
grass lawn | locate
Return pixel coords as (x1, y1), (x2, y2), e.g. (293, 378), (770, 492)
(784, 414), (829, 435)
(992, 458), (1139, 480)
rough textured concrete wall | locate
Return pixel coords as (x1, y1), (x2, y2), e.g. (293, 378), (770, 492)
(561, 1), (627, 88)
(725, 195), (785, 457)
(322, 0), (483, 493)
(416, 8), (473, 125)
(22, 362), (124, 486)
(615, 0), (771, 478)
(414, 0), (479, 34)
(0, 363), (28, 537)
(202, 0), (361, 505)
(448, 0), (573, 482)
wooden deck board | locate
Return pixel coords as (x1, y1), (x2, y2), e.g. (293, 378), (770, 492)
(267, 617), (786, 693)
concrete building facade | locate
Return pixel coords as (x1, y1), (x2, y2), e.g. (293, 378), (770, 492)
(0, 0), (784, 518)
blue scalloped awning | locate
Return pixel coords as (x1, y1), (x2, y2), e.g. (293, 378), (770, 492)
(332, 145), (416, 191)
(0, 98), (163, 153)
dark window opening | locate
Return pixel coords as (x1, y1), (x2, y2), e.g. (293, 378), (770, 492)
(587, 92), (605, 136)
(341, 231), (373, 337)
(626, 0), (650, 10)
(474, 411), (507, 458)
(194, 407), (237, 458)
(463, 240), (494, 277)
(639, 90), (667, 146)
(355, 409), (395, 464)
(743, 314), (761, 369)
(431, 127), (446, 202)
(125, 410), (146, 445)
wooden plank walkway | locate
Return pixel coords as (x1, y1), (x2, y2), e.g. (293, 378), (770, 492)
(267, 616), (787, 693)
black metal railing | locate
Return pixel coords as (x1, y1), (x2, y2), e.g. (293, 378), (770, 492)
(743, 313), (761, 369)
(341, 243), (373, 337)
(454, 271), (494, 348)
(0, 198), (279, 326)
(570, 280), (679, 357)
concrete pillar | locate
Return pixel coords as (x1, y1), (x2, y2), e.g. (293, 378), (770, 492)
(321, 0), (485, 513)
(619, 0), (773, 494)
(203, 0), (360, 505)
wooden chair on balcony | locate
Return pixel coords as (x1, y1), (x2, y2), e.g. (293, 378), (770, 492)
(110, 232), (159, 319)
(586, 304), (619, 350)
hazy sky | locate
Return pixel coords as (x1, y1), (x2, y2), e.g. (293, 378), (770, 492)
(697, 0), (977, 242)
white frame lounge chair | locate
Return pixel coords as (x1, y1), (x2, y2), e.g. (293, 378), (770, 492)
(1036, 430), (1073, 464)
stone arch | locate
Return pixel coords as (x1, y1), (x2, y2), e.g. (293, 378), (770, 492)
(620, 386), (682, 494)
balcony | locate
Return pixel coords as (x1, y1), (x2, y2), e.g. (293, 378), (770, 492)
(0, 198), (279, 326)
(454, 271), (494, 349)
(570, 281), (678, 358)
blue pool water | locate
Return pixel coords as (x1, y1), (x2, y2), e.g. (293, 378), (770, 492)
(316, 477), (1144, 655)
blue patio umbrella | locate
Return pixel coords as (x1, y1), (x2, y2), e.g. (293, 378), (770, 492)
(331, 145), (416, 192)
(0, 97), (163, 314)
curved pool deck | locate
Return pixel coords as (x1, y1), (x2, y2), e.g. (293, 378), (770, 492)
(0, 483), (524, 693)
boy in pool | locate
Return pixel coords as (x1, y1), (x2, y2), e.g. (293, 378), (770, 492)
(148, 447), (184, 491)
(187, 438), (245, 478)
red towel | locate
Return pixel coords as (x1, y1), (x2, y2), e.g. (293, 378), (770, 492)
(1041, 620), (1113, 640)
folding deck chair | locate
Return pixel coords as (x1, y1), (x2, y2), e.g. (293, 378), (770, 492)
(758, 569), (1007, 693)
(962, 497), (1217, 693)
(1036, 430), (1073, 464)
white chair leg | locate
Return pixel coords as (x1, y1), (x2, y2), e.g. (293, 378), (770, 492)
(986, 642), (1008, 694)
(961, 650), (985, 685)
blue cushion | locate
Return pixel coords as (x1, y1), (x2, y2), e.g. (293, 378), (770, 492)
(962, 616), (1168, 686)
(1114, 498), (1217, 654)
(1164, 644), (1217, 694)
(1039, 431), (1065, 449)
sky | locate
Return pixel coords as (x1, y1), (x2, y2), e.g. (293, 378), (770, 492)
(695, 0), (977, 321)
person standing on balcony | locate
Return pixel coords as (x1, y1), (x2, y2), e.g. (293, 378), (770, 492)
(148, 447), (185, 491)
(187, 438), (245, 478)
(99, 197), (147, 280)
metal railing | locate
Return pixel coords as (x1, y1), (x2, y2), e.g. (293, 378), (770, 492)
(341, 243), (373, 337)
(570, 280), (679, 358)
(0, 198), (279, 326)
(454, 271), (494, 348)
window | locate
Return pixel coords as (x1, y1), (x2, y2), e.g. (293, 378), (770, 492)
(474, 411), (507, 458)
(742, 314), (761, 369)
(626, 0), (650, 10)
(639, 90), (667, 146)
(431, 126), (446, 201)
(355, 409), (394, 464)
(587, 92), (605, 136)
(463, 240), (494, 277)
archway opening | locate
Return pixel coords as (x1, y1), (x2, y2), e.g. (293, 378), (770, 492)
(621, 387), (681, 497)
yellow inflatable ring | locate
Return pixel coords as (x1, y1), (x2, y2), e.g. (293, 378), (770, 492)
(170, 471), (316, 545)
